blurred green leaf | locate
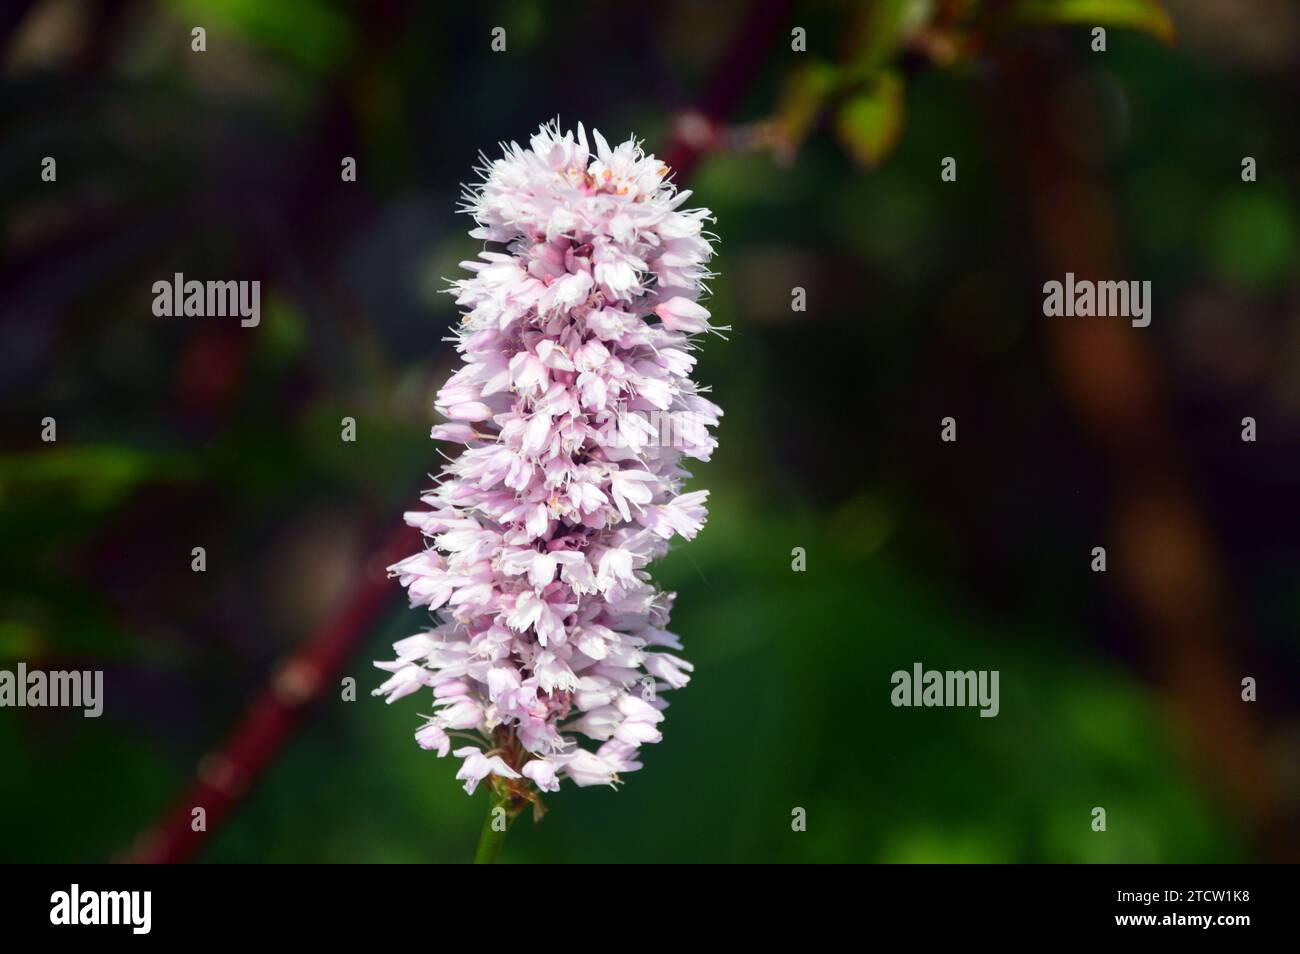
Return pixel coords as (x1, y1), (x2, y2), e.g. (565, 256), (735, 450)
(775, 60), (841, 152)
(1206, 190), (1298, 290)
(0, 446), (198, 509)
(851, 0), (913, 77)
(835, 72), (907, 169)
(0, 620), (41, 659)
(166, 0), (355, 73)
(254, 295), (308, 370)
(1013, 0), (1176, 43)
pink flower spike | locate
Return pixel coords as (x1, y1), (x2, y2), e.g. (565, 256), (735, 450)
(375, 121), (723, 800)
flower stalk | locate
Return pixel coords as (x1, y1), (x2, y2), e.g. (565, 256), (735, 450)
(472, 785), (514, 864)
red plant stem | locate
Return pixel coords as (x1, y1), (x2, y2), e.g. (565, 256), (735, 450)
(124, 522), (421, 863)
(123, 0), (794, 865)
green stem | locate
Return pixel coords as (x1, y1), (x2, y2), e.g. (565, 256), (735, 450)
(473, 787), (510, 864)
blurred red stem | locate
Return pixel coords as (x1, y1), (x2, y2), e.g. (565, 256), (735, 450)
(124, 523), (420, 864)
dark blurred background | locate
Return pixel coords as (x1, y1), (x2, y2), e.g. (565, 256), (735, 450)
(2, 0), (1298, 863)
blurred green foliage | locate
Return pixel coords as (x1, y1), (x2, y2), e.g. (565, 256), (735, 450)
(0, 490), (1241, 862)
